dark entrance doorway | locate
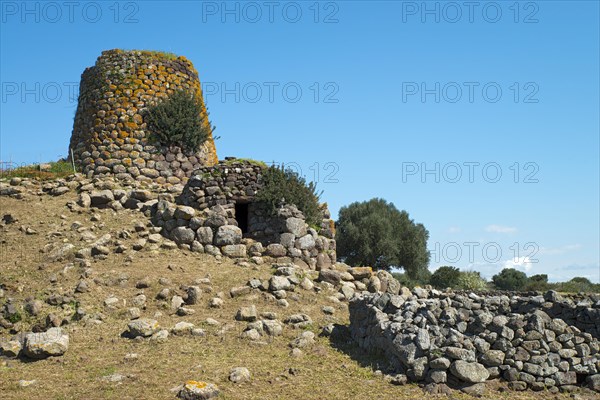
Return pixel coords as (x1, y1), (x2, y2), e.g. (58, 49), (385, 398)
(235, 202), (249, 234)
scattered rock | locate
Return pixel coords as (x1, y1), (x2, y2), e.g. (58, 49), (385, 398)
(177, 381), (220, 400)
(209, 298), (224, 308)
(150, 329), (169, 343)
(229, 367), (251, 383)
(269, 276), (291, 291)
(23, 327), (69, 359)
(289, 331), (315, 349)
(0, 340), (22, 357)
(172, 322), (195, 335)
(236, 306), (257, 322)
(127, 318), (159, 338)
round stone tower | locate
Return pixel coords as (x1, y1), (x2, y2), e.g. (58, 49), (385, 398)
(69, 49), (218, 184)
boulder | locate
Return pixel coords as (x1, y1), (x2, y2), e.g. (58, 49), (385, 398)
(178, 381), (220, 400)
(266, 243), (287, 257)
(235, 306), (257, 322)
(449, 361), (489, 383)
(172, 227), (196, 245)
(285, 217), (307, 237)
(214, 225), (242, 246)
(296, 234), (315, 250)
(127, 318), (159, 338)
(23, 328), (69, 359)
(90, 190), (114, 207)
(229, 367), (251, 383)
(196, 227), (213, 244)
(221, 244), (247, 258)
(319, 269), (341, 285)
(269, 276), (292, 291)
(0, 340), (22, 357)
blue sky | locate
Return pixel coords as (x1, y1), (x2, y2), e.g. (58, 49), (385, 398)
(1, 0), (598, 282)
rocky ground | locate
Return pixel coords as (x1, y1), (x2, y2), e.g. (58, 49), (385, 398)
(0, 177), (597, 399)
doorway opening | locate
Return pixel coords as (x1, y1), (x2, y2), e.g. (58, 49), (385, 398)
(235, 202), (249, 234)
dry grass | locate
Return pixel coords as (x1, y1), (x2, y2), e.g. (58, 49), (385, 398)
(0, 192), (592, 399)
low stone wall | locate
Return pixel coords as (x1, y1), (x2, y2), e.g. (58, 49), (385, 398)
(349, 289), (600, 394)
(177, 158), (264, 208)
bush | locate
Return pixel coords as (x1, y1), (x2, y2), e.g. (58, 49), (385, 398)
(492, 268), (529, 291)
(143, 89), (213, 152)
(392, 269), (431, 289)
(456, 271), (488, 291)
(525, 274), (550, 291)
(256, 165), (323, 227)
(430, 266), (461, 289)
(335, 198), (430, 277)
(554, 277), (600, 293)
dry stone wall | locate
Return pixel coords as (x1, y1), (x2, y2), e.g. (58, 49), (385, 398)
(69, 49), (218, 184)
(152, 158), (336, 269)
(349, 289), (600, 394)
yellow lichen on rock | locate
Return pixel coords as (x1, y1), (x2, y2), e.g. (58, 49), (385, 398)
(185, 381), (207, 389)
(69, 49), (219, 182)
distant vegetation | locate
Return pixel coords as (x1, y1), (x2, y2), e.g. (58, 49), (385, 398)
(336, 198), (430, 278)
(397, 265), (600, 293)
(0, 160), (75, 180)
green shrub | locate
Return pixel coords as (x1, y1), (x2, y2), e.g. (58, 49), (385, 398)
(393, 268), (431, 288)
(492, 268), (529, 291)
(430, 266), (461, 289)
(256, 165), (323, 227)
(143, 89), (213, 152)
(554, 277), (600, 293)
(7, 311), (22, 323)
(336, 198), (430, 277)
(525, 274), (550, 291)
(456, 271), (488, 291)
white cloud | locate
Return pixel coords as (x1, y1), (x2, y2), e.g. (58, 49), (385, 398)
(448, 226), (461, 233)
(502, 256), (534, 272)
(485, 224), (517, 234)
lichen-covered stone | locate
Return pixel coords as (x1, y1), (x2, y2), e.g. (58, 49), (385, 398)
(127, 318), (159, 338)
(449, 361), (490, 383)
(178, 381), (220, 400)
(214, 225), (242, 246)
(69, 49), (218, 182)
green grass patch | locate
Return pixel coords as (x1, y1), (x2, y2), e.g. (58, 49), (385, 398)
(0, 160), (76, 181)
(222, 158), (267, 168)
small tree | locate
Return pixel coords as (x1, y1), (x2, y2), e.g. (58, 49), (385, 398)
(143, 89), (213, 152)
(335, 198), (430, 278)
(430, 266), (461, 289)
(525, 274), (549, 291)
(556, 277), (600, 293)
(492, 268), (529, 291)
(256, 165), (323, 227)
(392, 269), (431, 289)
(456, 271), (488, 291)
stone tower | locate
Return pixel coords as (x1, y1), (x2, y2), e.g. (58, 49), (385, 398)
(69, 49), (218, 185)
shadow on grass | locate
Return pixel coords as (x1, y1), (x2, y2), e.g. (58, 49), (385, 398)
(325, 324), (390, 373)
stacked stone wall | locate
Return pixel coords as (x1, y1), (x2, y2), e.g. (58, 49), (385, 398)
(152, 158), (336, 269)
(69, 49), (218, 185)
(349, 289), (600, 393)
